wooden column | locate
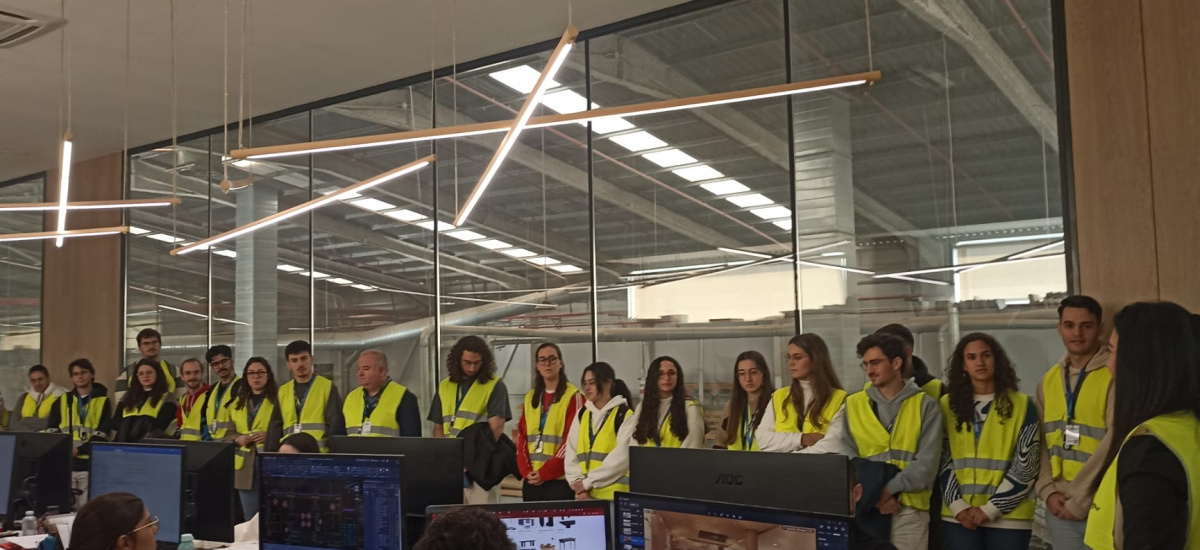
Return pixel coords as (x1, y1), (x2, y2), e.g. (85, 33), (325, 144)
(42, 153), (124, 387)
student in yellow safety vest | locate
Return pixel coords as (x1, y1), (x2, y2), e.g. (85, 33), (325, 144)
(938, 333), (1041, 549)
(13, 364), (66, 432)
(428, 336), (512, 504)
(279, 340), (346, 451)
(113, 358), (179, 443)
(175, 358), (210, 441)
(44, 358), (113, 509)
(629, 356), (706, 449)
(225, 357), (283, 520)
(343, 349), (420, 438)
(114, 328), (181, 403)
(564, 362), (634, 501)
(200, 344), (243, 441)
(713, 351), (774, 451)
(516, 343), (585, 501)
(757, 334), (846, 453)
(1084, 302), (1200, 550)
(1035, 295), (1114, 550)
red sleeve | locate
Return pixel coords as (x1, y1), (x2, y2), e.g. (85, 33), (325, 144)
(175, 402), (184, 426)
(516, 408), (532, 479)
(536, 393), (583, 482)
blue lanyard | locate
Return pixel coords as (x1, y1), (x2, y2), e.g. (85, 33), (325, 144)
(248, 398), (262, 425)
(1064, 368), (1089, 422)
(742, 404), (755, 449)
(77, 395), (90, 422)
(537, 394), (552, 435)
(588, 409), (615, 448)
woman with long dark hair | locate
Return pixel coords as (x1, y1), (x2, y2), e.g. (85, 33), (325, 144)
(713, 351), (775, 450)
(1084, 302), (1200, 550)
(517, 343), (585, 501)
(757, 334), (846, 452)
(114, 358), (178, 442)
(564, 362), (635, 500)
(225, 357), (283, 519)
(937, 333), (1040, 549)
(71, 492), (158, 550)
(630, 356), (706, 448)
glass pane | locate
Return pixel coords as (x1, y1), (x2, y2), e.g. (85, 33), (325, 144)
(0, 176), (45, 411)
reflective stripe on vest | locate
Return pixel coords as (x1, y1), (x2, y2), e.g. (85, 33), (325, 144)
(523, 384), (580, 471)
(123, 396), (176, 437)
(847, 390), (932, 510)
(940, 392), (1036, 520)
(59, 394), (110, 460)
(771, 387), (848, 435)
(651, 400), (702, 448)
(231, 398), (276, 471)
(1042, 364), (1111, 481)
(343, 381), (407, 438)
(206, 377), (241, 440)
(438, 377), (499, 438)
(280, 377), (333, 451)
(178, 393), (206, 441)
(1085, 411), (1200, 550)
(22, 393), (59, 420)
(578, 406), (632, 501)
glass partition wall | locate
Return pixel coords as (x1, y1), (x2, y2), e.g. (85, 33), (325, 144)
(124, 0), (1068, 441)
(0, 176), (45, 414)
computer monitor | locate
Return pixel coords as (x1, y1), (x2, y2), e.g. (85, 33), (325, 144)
(90, 443), (185, 548)
(11, 433), (72, 516)
(259, 453), (404, 550)
(426, 501), (612, 550)
(629, 447), (854, 516)
(144, 439), (237, 543)
(0, 434), (17, 520)
(615, 492), (852, 550)
(327, 436), (463, 517)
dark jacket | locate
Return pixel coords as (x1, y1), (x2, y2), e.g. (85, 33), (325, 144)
(113, 394), (179, 443)
(459, 422), (519, 491)
(44, 383), (114, 471)
(854, 458), (901, 542)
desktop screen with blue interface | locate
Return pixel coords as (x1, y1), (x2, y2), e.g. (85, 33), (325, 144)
(260, 454), (403, 550)
(0, 434), (15, 517)
(616, 493), (851, 550)
(90, 444), (183, 545)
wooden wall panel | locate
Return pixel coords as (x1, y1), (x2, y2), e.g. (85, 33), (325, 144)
(1142, 0), (1200, 312)
(1065, 0), (1160, 314)
(42, 153), (124, 387)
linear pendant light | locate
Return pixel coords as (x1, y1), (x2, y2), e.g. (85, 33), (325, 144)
(0, 226), (128, 244)
(171, 155), (434, 255)
(454, 26), (577, 226)
(230, 71), (881, 161)
(0, 197), (182, 212)
(54, 133), (74, 247)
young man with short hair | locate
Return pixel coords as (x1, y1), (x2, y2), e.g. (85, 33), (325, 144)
(45, 359), (113, 509)
(200, 344), (242, 441)
(1035, 295), (1113, 550)
(176, 358), (210, 441)
(279, 341), (346, 451)
(114, 328), (181, 402)
(13, 364), (67, 432)
(875, 324), (943, 399)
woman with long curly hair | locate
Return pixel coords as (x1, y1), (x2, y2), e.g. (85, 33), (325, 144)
(628, 356), (706, 448)
(757, 334), (846, 453)
(937, 333), (1040, 549)
(713, 351), (775, 450)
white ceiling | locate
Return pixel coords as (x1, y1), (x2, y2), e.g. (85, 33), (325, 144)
(0, 0), (688, 182)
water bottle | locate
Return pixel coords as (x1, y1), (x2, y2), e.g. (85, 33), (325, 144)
(177, 533), (196, 550)
(20, 510), (36, 536)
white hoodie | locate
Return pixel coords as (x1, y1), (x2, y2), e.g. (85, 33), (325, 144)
(564, 395), (632, 492)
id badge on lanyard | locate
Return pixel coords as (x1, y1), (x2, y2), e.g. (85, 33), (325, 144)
(293, 423), (303, 435)
(1063, 368), (1089, 449)
(361, 420), (372, 436)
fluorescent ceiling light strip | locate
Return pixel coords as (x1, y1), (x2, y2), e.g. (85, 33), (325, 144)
(454, 26), (578, 226)
(0, 197), (182, 212)
(159, 304), (248, 326)
(232, 71), (880, 161)
(0, 226), (128, 244)
(54, 134), (73, 248)
(718, 247), (773, 259)
(955, 233), (1064, 247)
(797, 259), (875, 275)
(1008, 240), (1064, 260)
(629, 261), (752, 276)
(171, 155), (433, 255)
(886, 275), (951, 286)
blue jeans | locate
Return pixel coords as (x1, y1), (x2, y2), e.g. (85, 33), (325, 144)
(1045, 513), (1091, 550)
(942, 522), (1032, 550)
(239, 474), (260, 521)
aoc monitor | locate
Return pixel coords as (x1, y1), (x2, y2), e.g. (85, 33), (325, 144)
(145, 439), (237, 542)
(11, 432), (73, 516)
(327, 436), (463, 517)
(89, 442), (185, 549)
(629, 447), (854, 516)
(615, 492), (852, 550)
(426, 500), (612, 550)
(259, 453), (404, 550)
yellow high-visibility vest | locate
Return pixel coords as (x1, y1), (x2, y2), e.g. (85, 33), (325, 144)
(577, 405), (633, 500)
(206, 377), (241, 440)
(1042, 364), (1111, 481)
(771, 387), (848, 435)
(1085, 411), (1200, 550)
(178, 392), (206, 441)
(939, 392), (1036, 520)
(22, 393), (59, 419)
(438, 377), (499, 437)
(121, 395), (176, 438)
(57, 394), (110, 460)
(645, 400), (703, 448)
(344, 381), (408, 438)
(280, 376), (333, 450)
(523, 384), (580, 470)
(230, 398), (277, 471)
(847, 391), (932, 510)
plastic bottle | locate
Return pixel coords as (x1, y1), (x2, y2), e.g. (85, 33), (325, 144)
(20, 510), (37, 536)
(177, 533), (196, 550)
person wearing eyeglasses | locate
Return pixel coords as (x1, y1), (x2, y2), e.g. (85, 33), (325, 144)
(225, 357), (283, 518)
(71, 492), (160, 550)
(114, 328), (180, 403)
(628, 356), (706, 449)
(517, 343), (585, 501)
(113, 358), (179, 443)
(199, 344), (243, 442)
(713, 351), (775, 451)
(756, 335), (846, 453)
(44, 358), (113, 509)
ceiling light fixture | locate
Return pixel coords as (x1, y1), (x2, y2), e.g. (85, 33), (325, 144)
(672, 165), (724, 182)
(608, 131), (667, 152)
(725, 194), (773, 208)
(718, 247), (773, 259)
(489, 65), (560, 94)
(446, 229), (487, 241)
(277, 264), (303, 272)
(474, 239), (512, 250)
(886, 275), (951, 286)
(641, 149), (697, 168)
(454, 26), (578, 226)
(0, 197), (182, 212)
(798, 259), (875, 275)
(230, 71), (880, 161)
(550, 264), (583, 273)
(750, 206), (792, 220)
(347, 198), (396, 212)
(699, 180), (750, 196)
(54, 134), (73, 247)
(955, 233), (1064, 247)
(0, 226), (128, 244)
(501, 248), (537, 259)
(171, 155), (433, 255)
(383, 209), (426, 222)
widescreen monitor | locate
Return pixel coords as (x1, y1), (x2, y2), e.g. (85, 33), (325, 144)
(12, 433), (72, 515)
(327, 436), (463, 517)
(615, 492), (852, 550)
(426, 500), (611, 550)
(90, 443), (185, 548)
(259, 453), (404, 550)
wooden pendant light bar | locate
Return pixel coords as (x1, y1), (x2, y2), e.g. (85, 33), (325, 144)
(0, 226), (129, 244)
